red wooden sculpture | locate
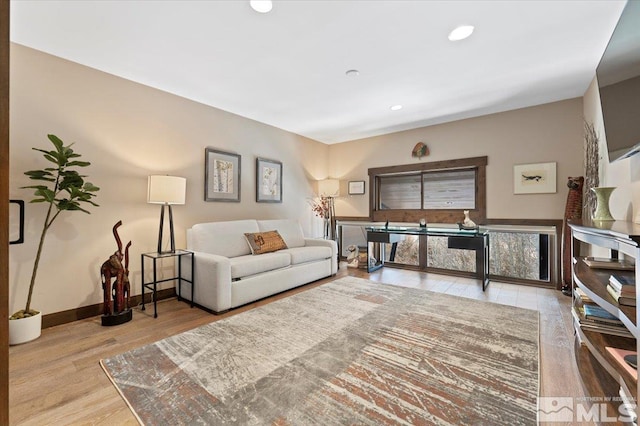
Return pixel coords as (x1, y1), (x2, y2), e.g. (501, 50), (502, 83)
(100, 221), (132, 325)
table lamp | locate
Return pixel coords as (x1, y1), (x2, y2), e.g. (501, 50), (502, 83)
(147, 175), (186, 253)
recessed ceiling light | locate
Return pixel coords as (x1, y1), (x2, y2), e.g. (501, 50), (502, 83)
(448, 25), (474, 41)
(390, 105), (403, 111)
(250, 0), (273, 13)
(345, 69), (360, 77)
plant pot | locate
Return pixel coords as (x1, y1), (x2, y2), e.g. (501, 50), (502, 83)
(9, 311), (42, 345)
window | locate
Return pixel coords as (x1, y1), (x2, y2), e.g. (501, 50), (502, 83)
(378, 169), (476, 211)
(379, 175), (421, 209)
(423, 169), (475, 209)
(369, 156), (487, 223)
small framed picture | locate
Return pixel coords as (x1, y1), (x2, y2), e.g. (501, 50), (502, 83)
(205, 148), (241, 202)
(348, 180), (365, 195)
(513, 162), (557, 194)
(256, 157), (282, 203)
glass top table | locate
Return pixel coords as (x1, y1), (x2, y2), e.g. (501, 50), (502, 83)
(366, 225), (488, 236)
(365, 226), (490, 290)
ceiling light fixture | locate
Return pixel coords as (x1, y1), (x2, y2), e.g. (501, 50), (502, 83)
(250, 0), (273, 13)
(390, 105), (403, 111)
(448, 25), (474, 41)
(345, 69), (360, 77)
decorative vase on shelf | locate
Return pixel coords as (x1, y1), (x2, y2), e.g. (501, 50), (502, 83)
(591, 186), (616, 221)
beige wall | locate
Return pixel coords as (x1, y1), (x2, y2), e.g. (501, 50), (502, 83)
(583, 78), (640, 222)
(9, 43), (589, 317)
(329, 99), (585, 220)
(9, 44), (329, 316)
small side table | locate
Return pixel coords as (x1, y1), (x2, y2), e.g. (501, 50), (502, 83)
(141, 249), (194, 318)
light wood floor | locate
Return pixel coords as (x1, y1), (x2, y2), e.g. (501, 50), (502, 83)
(9, 265), (585, 425)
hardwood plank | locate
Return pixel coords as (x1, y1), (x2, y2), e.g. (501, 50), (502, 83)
(10, 265), (585, 424)
(516, 286), (539, 311)
(41, 287), (176, 329)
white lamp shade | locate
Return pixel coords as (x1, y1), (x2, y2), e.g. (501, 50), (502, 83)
(147, 175), (186, 205)
(318, 179), (340, 197)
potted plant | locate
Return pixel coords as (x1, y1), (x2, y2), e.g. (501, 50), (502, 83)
(9, 134), (99, 345)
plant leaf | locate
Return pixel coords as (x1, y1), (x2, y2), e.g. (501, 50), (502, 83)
(33, 148), (62, 164)
(47, 134), (64, 152)
(25, 170), (54, 179)
(35, 188), (55, 202)
(67, 160), (90, 167)
(83, 182), (100, 192)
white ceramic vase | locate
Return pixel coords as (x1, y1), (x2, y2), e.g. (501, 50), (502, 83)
(591, 186), (616, 221)
(9, 311), (42, 345)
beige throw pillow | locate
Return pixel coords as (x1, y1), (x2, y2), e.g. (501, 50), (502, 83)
(244, 230), (288, 255)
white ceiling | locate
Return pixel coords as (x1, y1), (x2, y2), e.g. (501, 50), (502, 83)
(10, 0), (627, 144)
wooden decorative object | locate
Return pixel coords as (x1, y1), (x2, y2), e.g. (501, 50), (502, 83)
(411, 142), (429, 159)
(561, 177), (584, 295)
(100, 221), (132, 326)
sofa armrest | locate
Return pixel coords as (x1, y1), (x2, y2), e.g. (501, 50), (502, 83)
(304, 238), (338, 274)
(180, 251), (232, 313)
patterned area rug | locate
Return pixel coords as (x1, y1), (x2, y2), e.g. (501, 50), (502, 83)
(101, 277), (539, 425)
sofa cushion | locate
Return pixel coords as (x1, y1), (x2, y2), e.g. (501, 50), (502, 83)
(280, 246), (332, 265)
(229, 252), (291, 279)
(190, 220), (259, 257)
(244, 230), (288, 255)
(257, 219), (306, 248)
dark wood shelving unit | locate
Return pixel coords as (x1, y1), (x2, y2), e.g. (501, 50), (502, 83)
(581, 328), (637, 398)
(569, 219), (640, 423)
(574, 258), (637, 333)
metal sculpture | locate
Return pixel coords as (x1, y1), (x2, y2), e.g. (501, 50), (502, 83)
(100, 221), (132, 325)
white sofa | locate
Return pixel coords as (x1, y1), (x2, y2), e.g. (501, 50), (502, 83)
(182, 219), (337, 313)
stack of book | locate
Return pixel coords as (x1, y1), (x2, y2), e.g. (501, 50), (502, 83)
(574, 287), (593, 304)
(583, 256), (634, 270)
(572, 304), (633, 338)
(607, 274), (636, 306)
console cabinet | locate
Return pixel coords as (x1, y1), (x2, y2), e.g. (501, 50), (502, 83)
(569, 219), (640, 423)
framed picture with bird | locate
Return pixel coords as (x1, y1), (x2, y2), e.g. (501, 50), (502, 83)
(513, 162), (557, 194)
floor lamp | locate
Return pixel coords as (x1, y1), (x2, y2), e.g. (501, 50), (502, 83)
(318, 179), (340, 240)
(147, 175), (186, 253)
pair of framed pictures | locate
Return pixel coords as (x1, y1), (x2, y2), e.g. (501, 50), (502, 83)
(204, 148), (282, 203)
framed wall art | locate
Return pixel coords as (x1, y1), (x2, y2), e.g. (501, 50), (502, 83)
(348, 180), (365, 195)
(513, 162), (557, 194)
(256, 157), (282, 203)
(205, 147), (241, 202)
